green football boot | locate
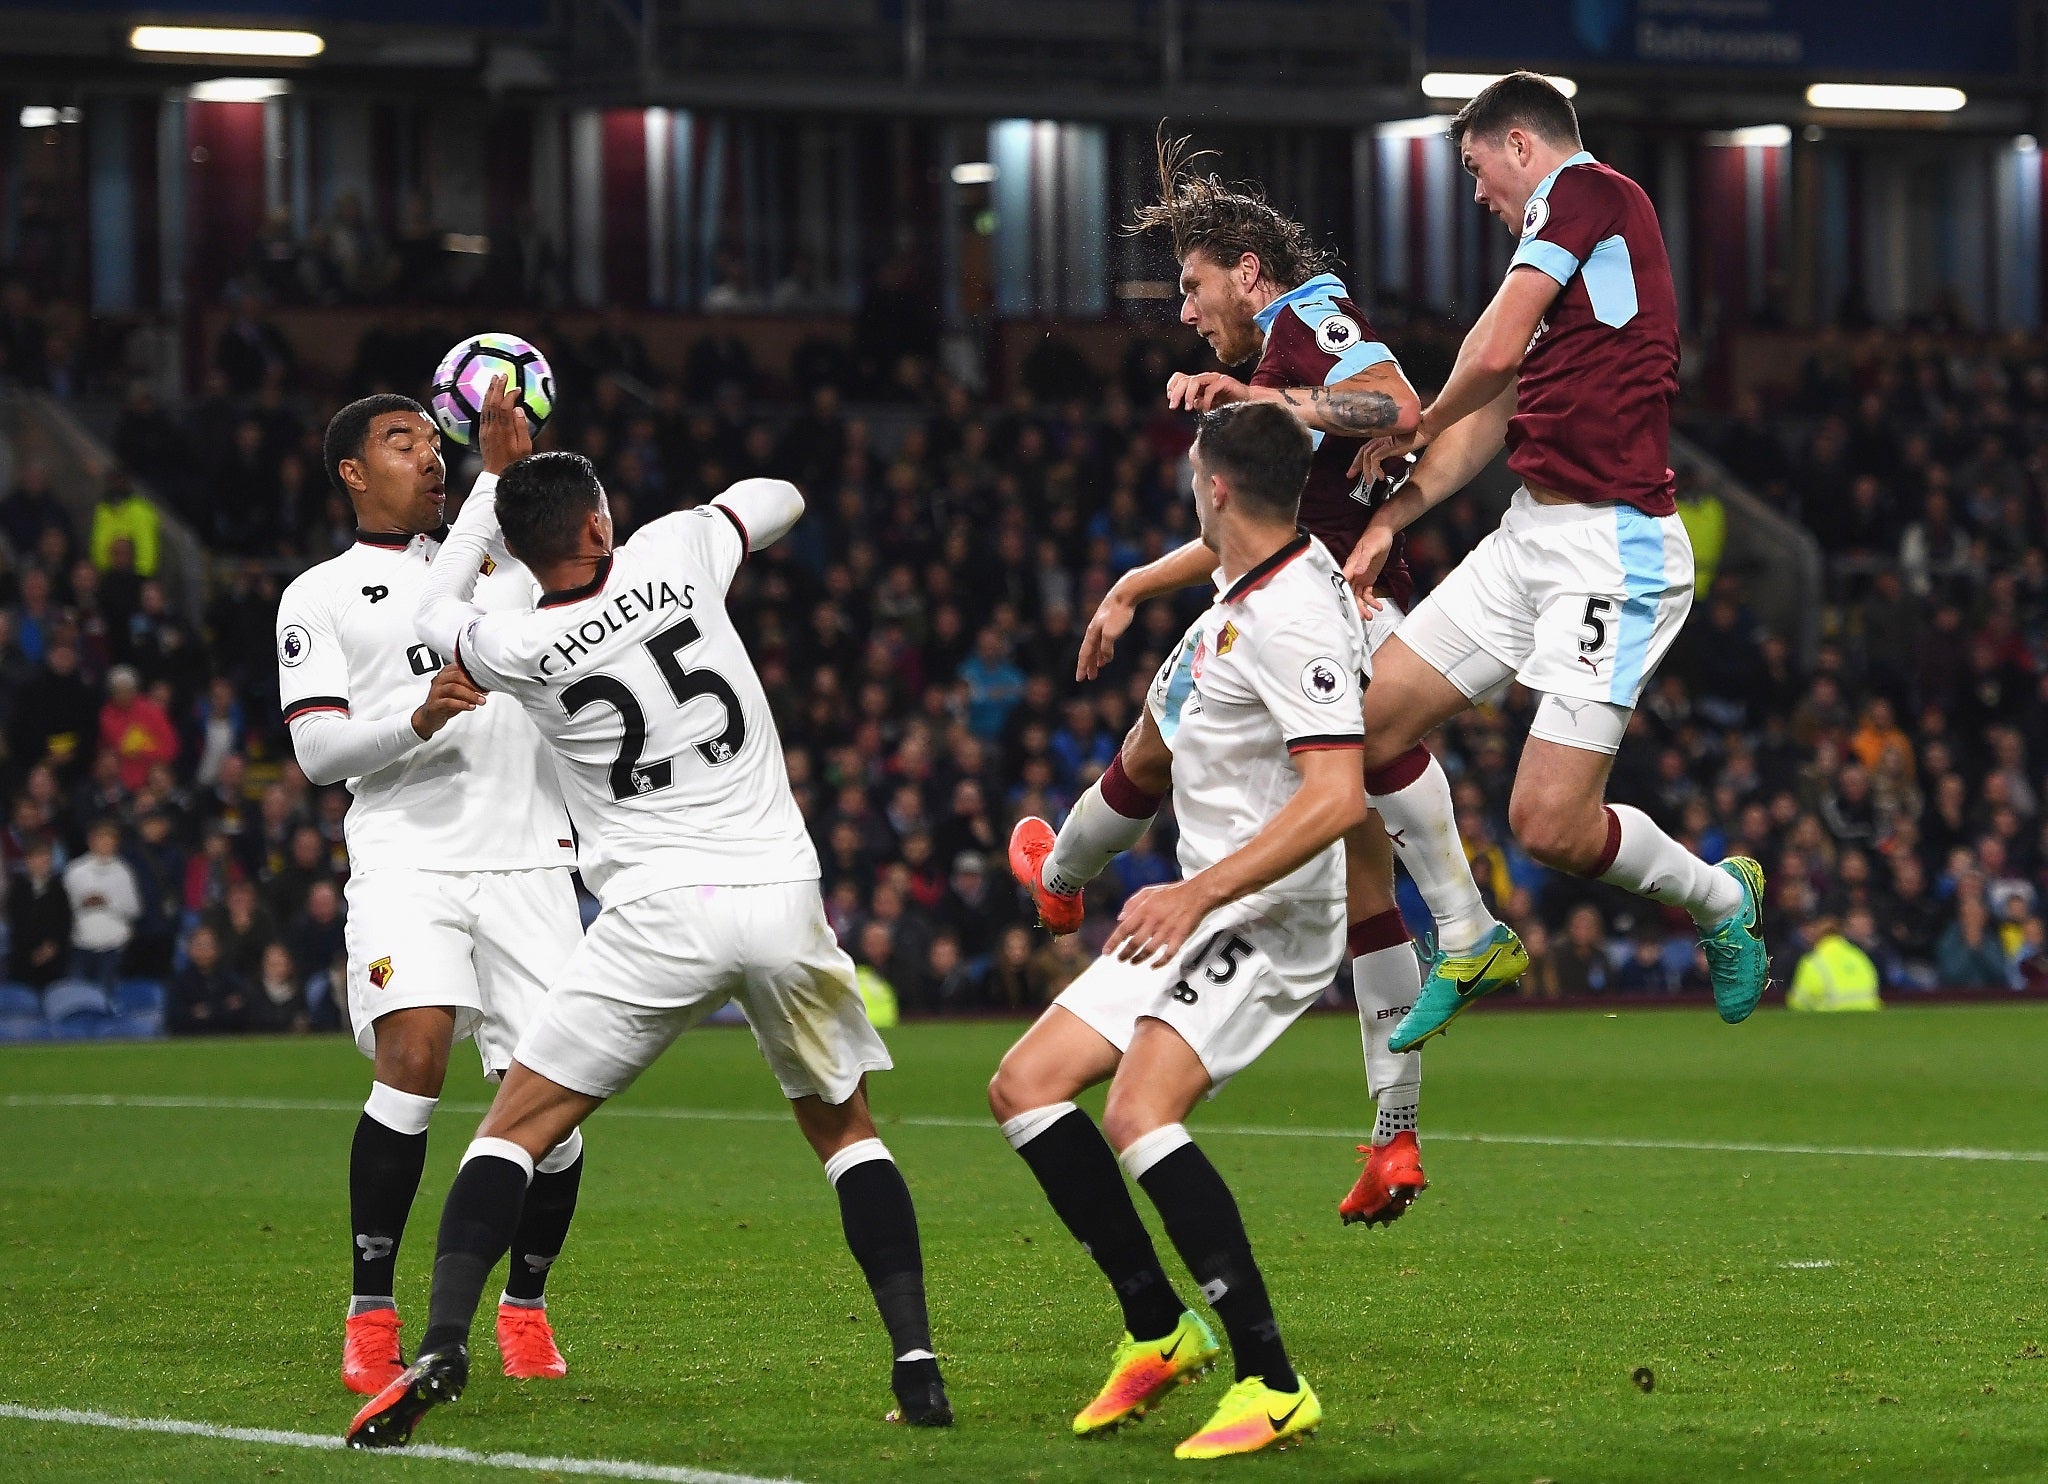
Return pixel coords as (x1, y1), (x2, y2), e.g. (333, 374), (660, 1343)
(1699, 856), (1769, 1023)
(1386, 923), (1529, 1053)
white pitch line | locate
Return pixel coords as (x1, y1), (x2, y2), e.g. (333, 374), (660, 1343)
(0, 1402), (806, 1483)
(6, 1091), (2047, 1165)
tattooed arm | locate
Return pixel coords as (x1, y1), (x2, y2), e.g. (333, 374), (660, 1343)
(1165, 362), (1420, 439)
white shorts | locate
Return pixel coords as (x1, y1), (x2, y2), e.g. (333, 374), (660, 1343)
(1364, 596), (1405, 661)
(515, 880), (891, 1105)
(1400, 489), (1694, 744)
(1055, 896), (1345, 1092)
(344, 867), (584, 1076)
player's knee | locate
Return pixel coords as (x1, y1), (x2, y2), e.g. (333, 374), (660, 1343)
(1508, 795), (1601, 874)
(1099, 1092), (1167, 1155)
(372, 1036), (450, 1097)
(986, 1063), (1037, 1124)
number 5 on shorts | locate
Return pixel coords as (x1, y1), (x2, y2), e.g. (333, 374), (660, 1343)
(1578, 596), (1613, 656)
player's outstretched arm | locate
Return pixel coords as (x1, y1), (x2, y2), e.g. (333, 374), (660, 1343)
(711, 477), (804, 550)
(1106, 748), (1367, 965)
(1078, 539), (1219, 682)
(414, 476), (498, 661)
(1264, 362), (1420, 440)
(1343, 382), (1516, 605)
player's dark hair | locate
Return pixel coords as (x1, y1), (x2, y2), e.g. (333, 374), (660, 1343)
(1127, 127), (1334, 289)
(1450, 72), (1582, 151)
(497, 451), (602, 567)
(323, 393), (429, 496)
(1194, 403), (1312, 523)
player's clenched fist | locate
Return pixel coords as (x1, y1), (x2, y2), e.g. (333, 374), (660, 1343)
(1166, 371), (1252, 412)
(410, 662), (488, 739)
(478, 374), (534, 476)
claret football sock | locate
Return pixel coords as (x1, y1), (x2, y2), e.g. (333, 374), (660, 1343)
(501, 1129), (583, 1307)
(1593, 804), (1744, 925)
(1350, 911), (1422, 1146)
(826, 1140), (937, 1364)
(1367, 747), (1495, 956)
(350, 1082), (437, 1307)
(1133, 1133), (1297, 1393)
(1002, 1104), (1186, 1342)
(420, 1138), (533, 1357)
(1044, 757), (1161, 898)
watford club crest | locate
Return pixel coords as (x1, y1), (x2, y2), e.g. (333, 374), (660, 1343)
(368, 957), (395, 990)
(1216, 622), (1239, 657)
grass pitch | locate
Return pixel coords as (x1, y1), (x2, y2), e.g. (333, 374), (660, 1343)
(4, 1003), (2047, 1483)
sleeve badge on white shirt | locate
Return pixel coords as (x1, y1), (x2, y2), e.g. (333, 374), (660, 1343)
(1521, 196), (1550, 238)
(1301, 657), (1345, 702)
(279, 624), (310, 666)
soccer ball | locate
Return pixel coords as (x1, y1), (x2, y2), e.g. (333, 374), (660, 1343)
(430, 332), (555, 446)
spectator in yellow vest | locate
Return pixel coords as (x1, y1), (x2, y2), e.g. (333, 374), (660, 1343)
(1787, 911), (1882, 1012)
(854, 919), (901, 1029)
(1677, 481), (1726, 599)
(89, 472), (160, 578)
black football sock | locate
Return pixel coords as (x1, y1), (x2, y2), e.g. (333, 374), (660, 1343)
(349, 1085), (437, 1310)
(827, 1141), (948, 1414)
(420, 1141), (532, 1357)
(1132, 1131), (1298, 1392)
(828, 1143), (935, 1358)
(1000, 1104), (1186, 1342)
(503, 1133), (584, 1306)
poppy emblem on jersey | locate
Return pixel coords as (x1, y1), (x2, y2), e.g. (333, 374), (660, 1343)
(279, 624), (310, 667)
(1314, 313), (1361, 356)
(1216, 621), (1239, 657)
(368, 956), (394, 990)
(1190, 635), (1210, 683)
(1521, 196), (1550, 239)
(1301, 657), (1344, 703)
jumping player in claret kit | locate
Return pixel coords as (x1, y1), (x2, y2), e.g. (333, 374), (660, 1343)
(991, 402), (1363, 1459)
(1021, 132), (1520, 1227)
(1346, 73), (1768, 1045)
(276, 394), (588, 1398)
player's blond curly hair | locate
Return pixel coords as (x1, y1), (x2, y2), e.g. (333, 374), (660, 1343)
(1126, 127), (1335, 290)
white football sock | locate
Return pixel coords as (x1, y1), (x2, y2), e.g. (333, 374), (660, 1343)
(1368, 749), (1495, 955)
(1045, 780), (1155, 898)
(1597, 804), (1743, 925)
(1351, 912), (1422, 1146)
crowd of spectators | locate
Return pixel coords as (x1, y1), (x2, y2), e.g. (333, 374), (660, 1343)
(2, 280), (2046, 1037)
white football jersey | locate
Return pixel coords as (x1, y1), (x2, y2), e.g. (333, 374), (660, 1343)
(276, 532), (575, 875)
(1145, 533), (1366, 911)
(451, 505), (819, 906)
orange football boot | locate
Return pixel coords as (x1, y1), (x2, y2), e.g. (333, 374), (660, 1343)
(342, 1308), (404, 1396)
(496, 1303), (567, 1379)
(1008, 817), (1084, 936)
(1338, 1130), (1428, 1227)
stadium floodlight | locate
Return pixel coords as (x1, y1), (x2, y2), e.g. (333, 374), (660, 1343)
(1422, 72), (1577, 100)
(950, 162), (998, 186)
(1375, 115), (1458, 140)
(188, 78), (290, 103)
(130, 25), (325, 59)
(18, 106), (80, 128)
(1805, 83), (1965, 113)
(1708, 125), (1793, 147)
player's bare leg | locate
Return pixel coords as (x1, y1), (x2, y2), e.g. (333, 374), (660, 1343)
(1361, 638), (1529, 1049)
(990, 1008), (1213, 1434)
(1338, 819), (1428, 1227)
(1508, 733), (1766, 1022)
(789, 1080), (952, 1427)
(347, 1063), (595, 1448)
(1012, 711), (1171, 935)
(345, 1006), (456, 1395)
(1102, 1020), (1320, 1458)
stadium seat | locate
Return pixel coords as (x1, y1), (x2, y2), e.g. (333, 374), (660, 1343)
(0, 983), (40, 1017)
(101, 1010), (165, 1040)
(0, 1012), (46, 1042)
(113, 980), (167, 1016)
(43, 980), (113, 1023)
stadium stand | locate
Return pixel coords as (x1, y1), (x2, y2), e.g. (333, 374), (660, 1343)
(0, 270), (2043, 1041)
